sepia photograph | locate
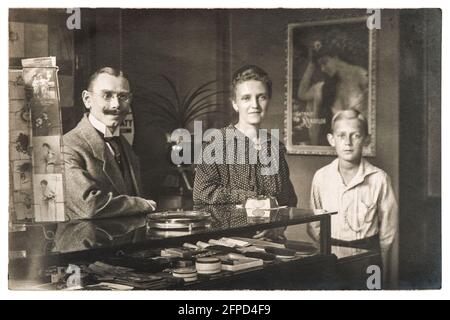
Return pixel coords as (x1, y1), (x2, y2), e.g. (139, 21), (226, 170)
(12, 190), (34, 221)
(12, 160), (32, 190)
(6, 7), (442, 297)
(29, 101), (61, 137)
(31, 135), (62, 174)
(31, 173), (65, 222)
(9, 101), (29, 132)
(10, 130), (31, 161)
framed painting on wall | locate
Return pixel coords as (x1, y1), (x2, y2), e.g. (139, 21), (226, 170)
(285, 16), (377, 155)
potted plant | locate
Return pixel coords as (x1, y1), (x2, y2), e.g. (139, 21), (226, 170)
(138, 75), (227, 132)
(133, 76), (227, 201)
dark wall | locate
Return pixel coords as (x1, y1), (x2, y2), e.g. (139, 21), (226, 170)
(121, 9), (229, 198)
(399, 9), (441, 289)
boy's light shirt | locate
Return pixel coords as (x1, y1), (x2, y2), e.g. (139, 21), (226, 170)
(310, 158), (398, 256)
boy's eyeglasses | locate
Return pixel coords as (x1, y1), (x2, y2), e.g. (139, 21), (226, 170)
(89, 91), (132, 103)
(335, 133), (364, 141)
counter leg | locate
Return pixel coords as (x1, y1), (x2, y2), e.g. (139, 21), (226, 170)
(320, 215), (331, 255)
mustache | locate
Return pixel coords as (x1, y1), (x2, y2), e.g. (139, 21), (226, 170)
(103, 109), (126, 116)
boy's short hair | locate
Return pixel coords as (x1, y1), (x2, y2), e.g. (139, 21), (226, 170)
(331, 109), (369, 136)
(231, 65), (272, 101)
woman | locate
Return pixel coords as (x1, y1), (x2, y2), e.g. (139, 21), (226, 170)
(297, 33), (368, 145)
(42, 142), (57, 173)
(40, 179), (56, 221)
(193, 65), (297, 208)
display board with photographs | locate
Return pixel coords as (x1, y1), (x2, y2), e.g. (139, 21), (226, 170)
(8, 57), (67, 222)
(9, 69), (33, 221)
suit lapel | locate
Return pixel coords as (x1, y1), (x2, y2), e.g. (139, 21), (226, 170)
(78, 115), (127, 195)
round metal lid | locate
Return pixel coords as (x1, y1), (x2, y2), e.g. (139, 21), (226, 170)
(147, 211), (211, 230)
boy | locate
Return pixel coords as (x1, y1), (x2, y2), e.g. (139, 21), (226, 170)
(309, 109), (398, 288)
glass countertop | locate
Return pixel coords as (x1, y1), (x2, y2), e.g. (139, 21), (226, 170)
(9, 205), (333, 258)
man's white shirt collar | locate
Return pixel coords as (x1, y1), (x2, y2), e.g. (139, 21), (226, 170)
(88, 113), (120, 138)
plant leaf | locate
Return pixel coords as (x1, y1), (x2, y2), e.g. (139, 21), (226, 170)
(149, 91), (179, 120)
(184, 110), (227, 126)
(137, 108), (179, 128)
(133, 84), (180, 122)
(161, 75), (181, 115)
(182, 88), (214, 116)
(185, 90), (228, 118)
(183, 102), (222, 123)
(136, 95), (180, 124)
(181, 80), (217, 115)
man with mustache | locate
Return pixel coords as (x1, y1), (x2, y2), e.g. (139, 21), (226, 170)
(62, 67), (156, 219)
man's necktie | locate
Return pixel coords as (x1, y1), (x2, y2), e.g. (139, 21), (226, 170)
(104, 136), (123, 171)
(104, 135), (136, 196)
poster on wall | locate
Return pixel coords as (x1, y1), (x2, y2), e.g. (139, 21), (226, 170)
(285, 16), (377, 156)
(120, 111), (134, 145)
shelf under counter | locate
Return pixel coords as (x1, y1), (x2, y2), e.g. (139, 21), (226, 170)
(9, 206), (339, 289)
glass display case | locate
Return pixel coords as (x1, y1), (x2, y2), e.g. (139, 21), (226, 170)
(9, 205), (337, 290)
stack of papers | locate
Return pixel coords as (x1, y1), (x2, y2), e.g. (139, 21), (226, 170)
(217, 253), (263, 272)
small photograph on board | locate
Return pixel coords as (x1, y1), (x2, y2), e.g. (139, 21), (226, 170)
(9, 22), (25, 57)
(10, 130), (31, 161)
(9, 107), (30, 131)
(13, 190), (33, 221)
(32, 173), (65, 222)
(12, 160), (32, 191)
(31, 135), (62, 174)
(30, 101), (61, 136)
(22, 67), (57, 101)
(9, 99), (27, 114)
(8, 69), (25, 100)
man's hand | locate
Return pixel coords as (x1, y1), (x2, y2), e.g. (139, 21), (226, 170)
(146, 200), (157, 211)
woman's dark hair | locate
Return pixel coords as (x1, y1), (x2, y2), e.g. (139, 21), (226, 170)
(40, 179), (48, 185)
(42, 143), (51, 149)
(231, 65), (272, 101)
